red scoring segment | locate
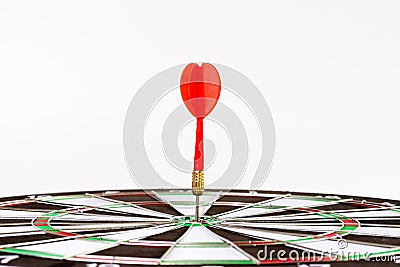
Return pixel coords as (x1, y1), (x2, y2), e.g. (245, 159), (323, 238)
(180, 63), (221, 171)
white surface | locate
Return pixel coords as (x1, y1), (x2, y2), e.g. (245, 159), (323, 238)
(0, 1), (399, 200)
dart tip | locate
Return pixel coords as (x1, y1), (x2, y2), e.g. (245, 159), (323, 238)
(195, 195), (200, 222)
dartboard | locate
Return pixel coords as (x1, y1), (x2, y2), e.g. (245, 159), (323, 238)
(0, 189), (399, 267)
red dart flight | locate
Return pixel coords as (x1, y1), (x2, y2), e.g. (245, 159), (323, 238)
(180, 63), (221, 171)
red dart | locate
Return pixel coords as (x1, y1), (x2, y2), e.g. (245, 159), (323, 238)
(180, 62), (221, 222)
(180, 63), (221, 172)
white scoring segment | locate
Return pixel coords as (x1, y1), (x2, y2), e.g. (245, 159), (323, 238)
(162, 225), (252, 262)
(354, 226), (400, 238)
(216, 225), (301, 242)
(219, 197), (345, 219)
(223, 222), (339, 233)
(14, 239), (115, 258)
(53, 213), (165, 222)
(0, 209), (43, 219)
(42, 196), (112, 207)
(41, 195), (171, 218)
(0, 226), (38, 235)
(164, 247), (250, 261)
(179, 225), (225, 243)
(240, 214), (326, 221)
(51, 222), (160, 232)
(152, 191), (221, 216)
(339, 210), (400, 218)
(99, 224), (179, 241)
(104, 205), (170, 218)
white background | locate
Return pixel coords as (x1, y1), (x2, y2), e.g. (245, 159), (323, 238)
(0, 1), (399, 200)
